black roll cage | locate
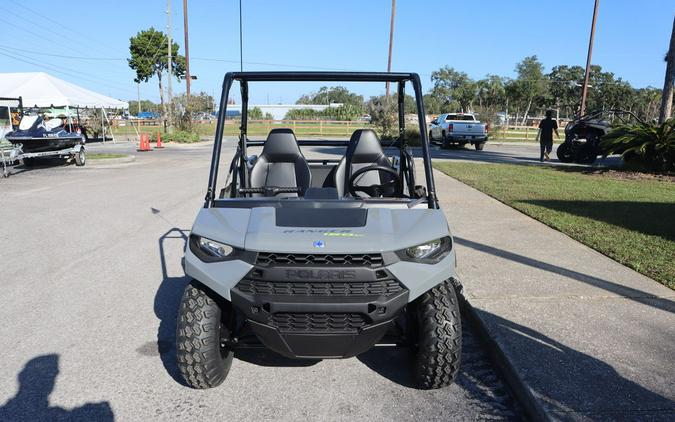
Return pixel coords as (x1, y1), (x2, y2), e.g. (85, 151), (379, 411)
(205, 71), (438, 209)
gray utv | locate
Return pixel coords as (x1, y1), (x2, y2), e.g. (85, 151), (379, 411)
(178, 72), (462, 390)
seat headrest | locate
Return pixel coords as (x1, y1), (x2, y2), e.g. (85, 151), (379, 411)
(260, 128), (302, 162)
(347, 129), (384, 164)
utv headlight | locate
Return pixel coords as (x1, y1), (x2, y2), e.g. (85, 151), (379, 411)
(199, 237), (234, 257)
(190, 235), (234, 262)
(396, 237), (452, 263)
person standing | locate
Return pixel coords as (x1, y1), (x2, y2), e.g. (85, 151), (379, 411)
(536, 110), (559, 161)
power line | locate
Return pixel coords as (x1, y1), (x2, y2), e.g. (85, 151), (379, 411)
(6, 0), (121, 53)
(0, 45), (134, 81)
(192, 56), (358, 71)
(0, 45), (125, 61)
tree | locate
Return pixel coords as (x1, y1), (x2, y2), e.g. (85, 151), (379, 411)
(429, 67), (476, 111)
(173, 91), (215, 113)
(367, 95), (397, 138)
(423, 93), (445, 115)
(128, 27), (186, 121)
(126, 99), (161, 115)
(296, 86), (364, 107)
(513, 56), (547, 124)
(548, 65), (585, 117)
(659, 16), (675, 123)
(635, 87), (663, 121)
(475, 75), (507, 124)
(248, 107), (264, 120)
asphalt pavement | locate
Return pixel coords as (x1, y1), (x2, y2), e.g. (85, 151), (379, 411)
(0, 141), (524, 421)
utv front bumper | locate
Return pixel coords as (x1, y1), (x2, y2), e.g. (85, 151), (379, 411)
(230, 252), (409, 359)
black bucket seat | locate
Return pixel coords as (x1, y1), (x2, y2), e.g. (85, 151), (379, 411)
(334, 129), (397, 197)
(249, 128), (311, 197)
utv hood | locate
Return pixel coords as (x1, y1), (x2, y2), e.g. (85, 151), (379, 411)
(191, 206), (450, 254)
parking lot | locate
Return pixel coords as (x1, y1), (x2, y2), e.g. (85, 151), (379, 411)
(0, 141), (526, 421)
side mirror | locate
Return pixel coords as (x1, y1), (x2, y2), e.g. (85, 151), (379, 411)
(431, 120), (438, 125)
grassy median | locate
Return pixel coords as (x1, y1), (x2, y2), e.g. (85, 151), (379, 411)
(434, 162), (675, 289)
(87, 153), (128, 160)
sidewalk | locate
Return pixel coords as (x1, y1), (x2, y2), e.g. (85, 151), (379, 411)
(433, 169), (675, 420)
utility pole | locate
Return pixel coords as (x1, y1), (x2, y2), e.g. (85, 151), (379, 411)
(183, 0), (191, 98)
(385, 0), (396, 97)
(659, 16), (675, 123)
(239, 0), (243, 72)
(167, 0), (173, 129)
(579, 0), (599, 116)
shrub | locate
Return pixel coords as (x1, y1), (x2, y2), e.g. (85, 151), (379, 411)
(163, 130), (200, 143)
(377, 127), (422, 147)
(600, 119), (675, 172)
(368, 96), (397, 138)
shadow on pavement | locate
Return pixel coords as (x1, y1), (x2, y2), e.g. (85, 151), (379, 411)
(520, 200), (675, 241)
(0, 355), (114, 422)
(235, 349), (320, 367)
(357, 318), (524, 418)
(474, 309), (675, 418)
(155, 227), (191, 385)
(455, 237), (675, 314)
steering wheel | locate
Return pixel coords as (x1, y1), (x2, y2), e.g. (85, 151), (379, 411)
(348, 165), (401, 198)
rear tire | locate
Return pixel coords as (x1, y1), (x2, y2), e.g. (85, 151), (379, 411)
(176, 281), (234, 389)
(410, 280), (462, 389)
(474, 142), (485, 151)
(575, 144), (597, 164)
(74, 148), (86, 166)
(556, 142), (574, 163)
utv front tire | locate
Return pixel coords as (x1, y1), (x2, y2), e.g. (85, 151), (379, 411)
(176, 281), (234, 389)
(411, 280), (462, 389)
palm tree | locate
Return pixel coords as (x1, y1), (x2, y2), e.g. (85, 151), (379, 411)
(601, 119), (675, 171)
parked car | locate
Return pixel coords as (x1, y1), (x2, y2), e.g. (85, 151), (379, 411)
(137, 111), (159, 119)
(192, 112), (216, 121)
(429, 113), (488, 150)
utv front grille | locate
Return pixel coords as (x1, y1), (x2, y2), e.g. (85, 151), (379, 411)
(270, 312), (367, 333)
(256, 252), (383, 268)
(237, 279), (404, 297)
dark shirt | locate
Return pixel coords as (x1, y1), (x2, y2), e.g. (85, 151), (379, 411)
(538, 118), (558, 143)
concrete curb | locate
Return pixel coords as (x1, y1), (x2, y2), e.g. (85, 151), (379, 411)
(458, 293), (550, 421)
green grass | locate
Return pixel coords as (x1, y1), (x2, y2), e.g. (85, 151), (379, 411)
(87, 153), (127, 160)
(434, 162), (675, 289)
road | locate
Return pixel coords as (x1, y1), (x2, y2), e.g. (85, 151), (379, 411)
(0, 141), (524, 421)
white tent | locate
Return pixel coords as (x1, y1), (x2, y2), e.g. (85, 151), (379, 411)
(0, 72), (128, 109)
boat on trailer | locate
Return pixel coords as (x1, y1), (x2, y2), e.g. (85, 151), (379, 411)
(5, 115), (84, 153)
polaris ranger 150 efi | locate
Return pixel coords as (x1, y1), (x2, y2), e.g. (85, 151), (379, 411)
(178, 72), (462, 390)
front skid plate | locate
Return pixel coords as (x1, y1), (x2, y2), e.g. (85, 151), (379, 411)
(230, 282), (409, 359)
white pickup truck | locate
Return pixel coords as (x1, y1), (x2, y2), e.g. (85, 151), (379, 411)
(429, 113), (488, 150)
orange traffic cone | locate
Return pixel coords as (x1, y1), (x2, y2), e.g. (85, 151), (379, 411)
(155, 131), (164, 149)
(137, 133), (151, 151)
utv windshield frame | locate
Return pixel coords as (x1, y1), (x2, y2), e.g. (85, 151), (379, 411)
(205, 71), (439, 209)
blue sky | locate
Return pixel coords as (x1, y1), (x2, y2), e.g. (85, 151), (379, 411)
(0, 0), (672, 105)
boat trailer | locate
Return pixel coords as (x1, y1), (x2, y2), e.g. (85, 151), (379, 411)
(1, 143), (86, 178)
